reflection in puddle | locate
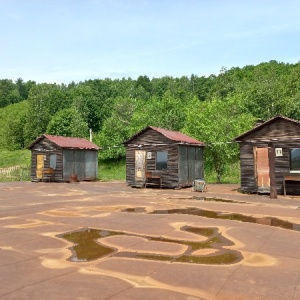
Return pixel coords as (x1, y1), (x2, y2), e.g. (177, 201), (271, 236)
(59, 229), (123, 261)
(59, 226), (242, 265)
(193, 197), (246, 204)
(149, 207), (300, 232)
(122, 207), (146, 213)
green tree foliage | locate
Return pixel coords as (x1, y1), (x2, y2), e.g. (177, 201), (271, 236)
(183, 95), (256, 183)
(0, 101), (28, 150)
(94, 97), (138, 159)
(130, 90), (186, 134)
(0, 78), (35, 108)
(2, 59), (300, 184)
(68, 84), (106, 133)
(0, 79), (21, 107)
(46, 108), (89, 138)
(15, 78), (36, 100)
(24, 83), (69, 145)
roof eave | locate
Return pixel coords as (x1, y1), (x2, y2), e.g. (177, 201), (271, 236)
(234, 115), (300, 142)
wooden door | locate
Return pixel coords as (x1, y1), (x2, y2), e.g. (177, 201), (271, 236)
(254, 147), (270, 187)
(135, 150), (146, 182)
(36, 154), (44, 179)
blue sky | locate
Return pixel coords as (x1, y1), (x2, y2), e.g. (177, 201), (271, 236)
(0, 0), (299, 84)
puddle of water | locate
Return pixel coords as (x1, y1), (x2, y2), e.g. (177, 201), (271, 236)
(183, 226), (214, 237)
(150, 207), (300, 232)
(59, 226), (242, 265)
(122, 207), (146, 213)
(60, 228), (123, 261)
(193, 197), (246, 204)
(176, 252), (239, 265)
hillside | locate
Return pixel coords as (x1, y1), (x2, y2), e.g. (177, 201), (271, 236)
(1, 60), (300, 182)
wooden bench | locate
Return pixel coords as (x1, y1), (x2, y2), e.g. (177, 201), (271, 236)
(283, 175), (300, 195)
(144, 171), (162, 189)
(42, 168), (55, 182)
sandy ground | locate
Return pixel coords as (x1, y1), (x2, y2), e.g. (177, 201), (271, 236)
(0, 181), (300, 299)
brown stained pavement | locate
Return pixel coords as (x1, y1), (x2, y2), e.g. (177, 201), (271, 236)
(0, 181), (300, 299)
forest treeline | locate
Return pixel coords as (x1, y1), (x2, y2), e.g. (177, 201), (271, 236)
(1, 60), (300, 181)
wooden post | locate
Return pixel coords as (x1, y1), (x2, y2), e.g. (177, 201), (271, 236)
(268, 144), (277, 199)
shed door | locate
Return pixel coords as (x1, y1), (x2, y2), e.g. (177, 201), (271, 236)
(63, 150), (74, 180)
(254, 147), (270, 187)
(86, 151), (97, 179)
(36, 154), (44, 179)
(74, 151), (85, 180)
(135, 150), (146, 182)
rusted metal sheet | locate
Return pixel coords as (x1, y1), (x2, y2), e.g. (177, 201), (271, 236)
(124, 126), (204, 146)
(28, 134), (100, 150)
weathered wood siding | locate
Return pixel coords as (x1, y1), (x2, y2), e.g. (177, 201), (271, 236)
(125, 128), (204, 188)
(30, 139), (63, 182)
(30, 138), (98, 182)
(238, 118), (300, 194)
(242, 119), (300, 141)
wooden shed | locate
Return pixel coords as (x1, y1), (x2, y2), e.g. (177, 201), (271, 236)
(28, 134), (100, 182)
(234, 115), (300, 195)
(124, 126), (205, 189)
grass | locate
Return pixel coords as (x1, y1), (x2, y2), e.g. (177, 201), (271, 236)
(205, 161), (240, 184)
(0, 149), (31, 168)
(0, 149), (31, 182)
(98, 158), (126, 181)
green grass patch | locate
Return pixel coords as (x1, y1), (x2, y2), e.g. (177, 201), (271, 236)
(205, 161), (240, 184)
(98, 157), (126, 181)
(0, 149), (30, 167)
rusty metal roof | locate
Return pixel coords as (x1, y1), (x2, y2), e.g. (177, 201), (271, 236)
(124, 126), (204, 145)
(28, 134), (100, 150)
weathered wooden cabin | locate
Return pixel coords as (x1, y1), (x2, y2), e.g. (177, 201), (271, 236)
(124, 126), (205, 189)
(28, 134), (100, 182)
(234, 115), (300, 195)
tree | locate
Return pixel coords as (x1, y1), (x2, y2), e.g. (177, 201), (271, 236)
(24, 83), (69, 145)
(183, 95), (256, 183)
(15, 78), (28, 100)
(46, 108), (89, 138)
(69, 85), (103, 132)
(130, 90), (186, 134)
(94, 97), (137, 159)
(0, 101), (28, 150)
(0, 79), (21, 107)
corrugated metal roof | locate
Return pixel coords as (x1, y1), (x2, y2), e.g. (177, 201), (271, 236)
(150, 126), (204, 145)
(124, 126), (204, 145)
(234, 115), (300, 141)
(28, 134), (100, 150)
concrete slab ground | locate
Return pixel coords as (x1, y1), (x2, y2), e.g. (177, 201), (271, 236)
(0, 181), (300, 299)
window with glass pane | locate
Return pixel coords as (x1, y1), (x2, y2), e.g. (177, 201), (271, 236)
(156, 151), (168, 170)
(50, 154), (57, 169)
(290, 148), (300, 171)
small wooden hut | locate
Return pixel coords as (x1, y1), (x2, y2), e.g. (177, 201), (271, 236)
(234, 115), (300, 195)
(28, 134), (100, 182)
(124, 126), (205, 189)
